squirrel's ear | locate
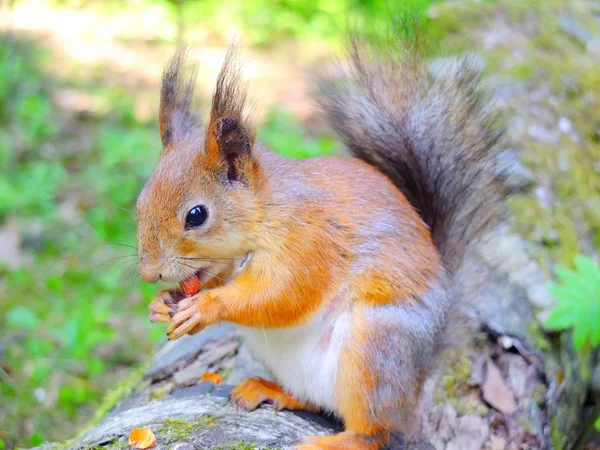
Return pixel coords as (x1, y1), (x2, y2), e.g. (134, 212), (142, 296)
(204, 42), (255, 182)
(159, 46), (200, 149)
(207, 116), (252, 182)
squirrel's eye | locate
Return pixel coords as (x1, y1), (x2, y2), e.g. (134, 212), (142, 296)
(185, 205), (208, 229)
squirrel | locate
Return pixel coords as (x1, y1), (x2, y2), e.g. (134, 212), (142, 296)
(136, 24), (503, 450)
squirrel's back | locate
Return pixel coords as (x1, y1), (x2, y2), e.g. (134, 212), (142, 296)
(317, 28), (503, 275)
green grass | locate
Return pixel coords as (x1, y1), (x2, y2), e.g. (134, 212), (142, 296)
(0, 35), (163, 447)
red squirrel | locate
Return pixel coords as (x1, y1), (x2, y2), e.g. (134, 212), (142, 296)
(136, 28), (502, 450)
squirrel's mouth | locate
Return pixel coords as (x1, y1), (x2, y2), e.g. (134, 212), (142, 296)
(173, 252), (251, 299)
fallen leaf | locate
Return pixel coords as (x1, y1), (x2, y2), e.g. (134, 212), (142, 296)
(201, 371), (222, 384)
(482, 359), (517, 414)
(129, 428), (156, 449)
(208, 423), (217, 428)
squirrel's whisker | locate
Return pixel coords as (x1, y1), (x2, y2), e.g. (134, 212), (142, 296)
(175, 256), (239, 262)
(99, 254), (138, 268)
(109, 242), (138, 250)
(201, 268), (246, 294)
(119, 261), (141, 284)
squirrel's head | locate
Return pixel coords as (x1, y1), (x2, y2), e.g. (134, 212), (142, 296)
(136, 45), (262, 284)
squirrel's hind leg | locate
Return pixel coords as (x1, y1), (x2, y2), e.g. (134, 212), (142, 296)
(229, 377), (321, 413)
(298, 297), (440, 450)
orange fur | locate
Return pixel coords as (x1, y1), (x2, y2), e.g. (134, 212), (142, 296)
(295, 431), (387, 450)
(335, 306), (421, 440)
(335, 307), (379, 435)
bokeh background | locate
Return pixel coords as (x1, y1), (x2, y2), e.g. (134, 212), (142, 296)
(0, 0), (598, 448)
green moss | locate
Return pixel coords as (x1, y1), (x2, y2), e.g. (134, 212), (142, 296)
(517, 413), (535, 434)
(433, 353), (489, 416)
(420, 0), (600, 271)
(424, 2), (494, 56)
(90, 437), (129, 450)
(532, 383), (547, 407)
(214, 443), (259, 450)
(527, 320), (553, 352)
(551, 415), (565, 450)
(490, 1), (599, 270)
(219, 367), (232, 382)
(160, 416), (221, 441)
(160, 418), (193, 440)
(150, 383), (173, 400)
(440, 354), (472, 396)
(458, 399), (489, 417)
(508, 61), (537, 81)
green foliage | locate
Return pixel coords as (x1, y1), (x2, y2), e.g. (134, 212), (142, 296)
(260, 110), (339, 159)
(149, 0), (437, 47)
(0, 36), (160, 448)
(544, 255), (600, 351)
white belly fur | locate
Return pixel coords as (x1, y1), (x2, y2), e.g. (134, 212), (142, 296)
(240, 307), (350, 413)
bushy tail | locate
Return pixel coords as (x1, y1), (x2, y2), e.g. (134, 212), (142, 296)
(317, 26), (504, 275)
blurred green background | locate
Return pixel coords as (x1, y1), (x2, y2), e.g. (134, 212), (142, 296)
(1, 0), (598, 448)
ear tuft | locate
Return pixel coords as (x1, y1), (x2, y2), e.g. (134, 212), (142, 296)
(160, 46), (201, 148)
(205, 42), (256, 182)
(217, 116), (250, 181)
(218, 116), (250, 155)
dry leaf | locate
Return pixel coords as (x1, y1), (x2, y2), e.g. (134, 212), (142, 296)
(128, 428), (156, 449)
(201, 371), (222, 384)
(482, 359), (517, 414)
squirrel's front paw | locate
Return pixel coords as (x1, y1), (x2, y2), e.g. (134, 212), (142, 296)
(148, 288), (184, 323)
(166, 292), (220, 340)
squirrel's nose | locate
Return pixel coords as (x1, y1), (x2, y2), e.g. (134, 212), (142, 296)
(139, 266), (161, 284)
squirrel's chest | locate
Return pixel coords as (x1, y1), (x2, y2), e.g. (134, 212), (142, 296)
(240, 308), (350, 412)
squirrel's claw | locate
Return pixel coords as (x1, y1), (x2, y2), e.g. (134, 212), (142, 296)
(167, 315), (203, 340)
(149, 289), (182, 318)
(166, 295), (207, 340)
(228, 378), (264, 411)
(171, 304), (196, 324)
(149, 312), (169, 323)
(149, 299), (171, 315)
(229, 377), (321, 413)
(148, 295), (174, 323)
